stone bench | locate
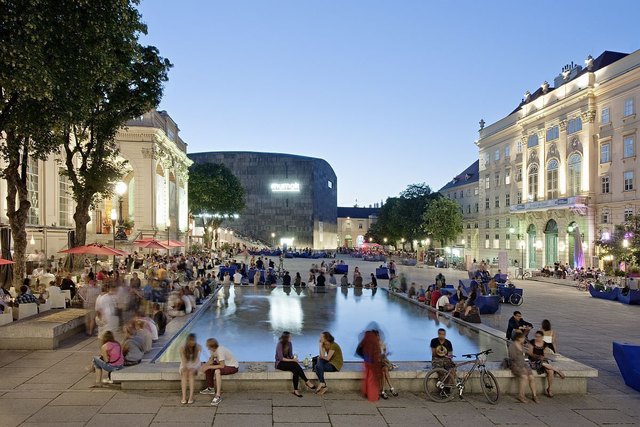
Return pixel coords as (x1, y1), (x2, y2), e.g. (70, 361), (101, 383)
(0, 308), (88, 350)
(113, 357), (596, 395)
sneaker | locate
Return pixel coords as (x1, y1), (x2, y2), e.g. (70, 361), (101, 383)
(200, 387), (216, 395)
(380, 391), (389, 400)
(390, 387), (399, 397)
(210, 396), (222, 406)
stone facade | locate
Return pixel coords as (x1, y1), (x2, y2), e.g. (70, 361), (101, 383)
(477, 50), (640, 269)
(188, 152), (337, 249)
(336, 207), (379, 248)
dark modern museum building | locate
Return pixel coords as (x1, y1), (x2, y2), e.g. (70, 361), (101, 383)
(188, 151), (338, 249)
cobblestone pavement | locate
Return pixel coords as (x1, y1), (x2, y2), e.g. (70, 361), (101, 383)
(1, 259), (640, 426)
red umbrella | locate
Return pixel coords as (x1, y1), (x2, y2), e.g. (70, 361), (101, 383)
(167, 240), (185, 247)
(59, 243), (128, 256)
(0, 258), (14, 265)
(133, 239), (170, 250)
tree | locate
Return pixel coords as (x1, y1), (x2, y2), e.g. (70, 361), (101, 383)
(422, 198), (463, 248)
(0, 1), (75, 286)
(56, 1), (171, 247)
(188, 163), (246, 249)
(595, 215), (640, 270)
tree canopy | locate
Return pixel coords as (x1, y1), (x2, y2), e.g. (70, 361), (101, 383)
(595, 215), (640, 271)
(422, 197), (463, 247)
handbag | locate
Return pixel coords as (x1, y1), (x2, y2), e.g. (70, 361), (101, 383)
(311, 356), (318, 371)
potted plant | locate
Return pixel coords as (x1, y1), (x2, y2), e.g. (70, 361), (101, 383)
(102, 217), (112, 234)
(122, 217), (135, 235)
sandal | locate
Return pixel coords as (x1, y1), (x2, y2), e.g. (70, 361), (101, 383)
(317, 385), (328, 395)
(181, 399), (187, 404)
(305, 381), (316, 390)
(516, 396), (528, 403)
(545, 388), (554, 398)
(390, 387), (399, 397)
(532, 395), (539, 403)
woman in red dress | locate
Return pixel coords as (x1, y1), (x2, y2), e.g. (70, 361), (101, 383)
(358, 326), (383, 401)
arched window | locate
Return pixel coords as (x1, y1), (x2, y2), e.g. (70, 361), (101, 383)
(527, 134), (539, 148)
(546, 159), (559, 199)
(568, 153), (582, 196)
(528, 165), (539, 201)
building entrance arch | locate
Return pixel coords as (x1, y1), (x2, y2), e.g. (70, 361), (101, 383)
(544, 219), (558, 265)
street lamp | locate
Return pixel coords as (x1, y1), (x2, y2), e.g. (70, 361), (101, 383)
(113, 181), (127, 241)
(166, 218), (171, 251)
(110, 208), (118, 269)
(519, 240), (526, 273)
(383, 237), (388, 244)
(271, 232), (276, 248)
(230, 230), (234, 246)
(623, 239), (629, 248)
(207, 226), (213, 250)
(369, 237), (373, 243)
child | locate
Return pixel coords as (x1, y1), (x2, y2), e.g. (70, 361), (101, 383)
(417, 286), (426, 303)
(179, 333), (201, 404)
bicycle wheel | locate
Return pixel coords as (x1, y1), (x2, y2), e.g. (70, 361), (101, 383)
(509, 293), (523, 306)
(523, 271), (531, 279)
(480, 371), (500, 404)
(424, 368), (455, 402)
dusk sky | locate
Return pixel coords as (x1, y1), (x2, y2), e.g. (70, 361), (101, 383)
(138, 0), (640, 206)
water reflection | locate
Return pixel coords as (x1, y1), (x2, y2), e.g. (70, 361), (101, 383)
(157, 285), (507, 363)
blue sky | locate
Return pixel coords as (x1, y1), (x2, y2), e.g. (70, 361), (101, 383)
(138, 0), (640, 206)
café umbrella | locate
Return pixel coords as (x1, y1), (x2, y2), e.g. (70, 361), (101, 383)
(0, 258), (14, 265)
(133, 239), (171, 250)
(59, 243), (128, 257)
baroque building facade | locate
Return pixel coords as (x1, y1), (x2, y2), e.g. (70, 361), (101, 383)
(477, 50), (640, 270)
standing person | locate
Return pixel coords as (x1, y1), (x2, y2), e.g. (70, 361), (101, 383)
(95, 284), (118, 338)
(275, 331), (316, 397)
(357, 324), (383, 401)
(179, 333), (201, 404)
(508, 330), (538, 403)
(313, 332), (343, 395)
(541, 319), (558, 353)
(79, 278), (101, 336)
(379, 334), (398, 398)
(90, 331), (124, 387)
(200, 338), (239, 406)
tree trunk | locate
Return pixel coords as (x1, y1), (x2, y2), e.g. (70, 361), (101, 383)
(4, 136), (30, 288)
(73, 200), (92, 247)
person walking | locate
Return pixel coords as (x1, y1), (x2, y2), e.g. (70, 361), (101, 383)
(509, 330), (538, 403)
(357, 324), (383, 401)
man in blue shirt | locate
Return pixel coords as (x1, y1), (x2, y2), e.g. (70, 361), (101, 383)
(16, 285), (39, 306)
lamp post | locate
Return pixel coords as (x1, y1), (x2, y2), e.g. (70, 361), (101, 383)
(166, 218), (171, 253)
(207, 226), (213, 250)
(271, 232), (276, 248)
(230, 230), (234, 247)
(519, 240), (526, 275)
(110, 208), (117, 269)
(114, 181), (127, 241)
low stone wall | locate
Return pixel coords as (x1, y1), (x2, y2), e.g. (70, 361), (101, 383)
(0, 308), (88, 350)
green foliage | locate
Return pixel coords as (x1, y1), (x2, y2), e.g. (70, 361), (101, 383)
(365, 183), (439, 244)
(188, 163), (246, 248)
(422, 198), (463, 247)
(595, 214), (640, 267)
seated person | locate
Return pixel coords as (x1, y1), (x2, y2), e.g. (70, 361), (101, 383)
(461, 299), (481, 323)
(431, 328), (455, 370)
(122, 325), (145, 366)
(430, 286), (442, 308)
(16, 284), (39, 306)
(232, 271), (243, 285)
(408, 283), (417, 299)
(221, 272), (231, 286)
(328, 273), (337, 286)
(282, 271), (292, 287)
(152, 303), (168, 336)
(436, 293), (454, 312)
(506, 310), (533, 340)
(417, 286), (427, 303)
(339, 274), (348, 287)
(488, 279), (498, 295)
(452, 296), (466, 318)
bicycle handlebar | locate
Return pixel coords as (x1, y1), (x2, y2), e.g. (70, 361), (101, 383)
(461, 349), (493, 359)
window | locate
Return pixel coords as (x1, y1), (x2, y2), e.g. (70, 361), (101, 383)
(516, 167), (522, 182)
(495, 219), (500, 228)
(505, 193), (511, 206)
(625, 208), (634, 221)
(624, 98), (635, 117)
(568, 154), (582, 196)
(467, 223), (471, 229)
(601, 107), (610, 124)
(485, 220), (490, 229)
(601, 209), (610, 224)
(600, 143), (611, 163)
(467, 205), (471, 214)
(358, 223), (363, 229)
(527, 134), (539, 148)
(624, 171), (634, 191)
(474, 202), (479, 213)
(546, 159), (559, 199)
(485, 234), (490, 249)
(460, 190), (464, 198)
(624, 136), (635, 158)
(494, 149), (500, 161)
(494, 234), (500, 249)
(495, 196), (499, 208)
(453, 192), (457, 199)
(475, 223), (478, 229)
(485, 197), (490, 209)
(327, 180), (333, 189)
(516, 139), (523, 153)
(495, 172), (500, 186)
(506, 235), (511, 250)
(474, 187), (479, 195)
(517, 191), (522, 204)
(505, 145), (511, 158)
(625, 208), (635, 221)
(528, 165), (539, 201)
(601, 175), (610, 194)
(59, 175), (73, 227)
(568, 117), (582, 134)
(506, 217), (511, 227)
(26, 157), (39, 225)
(546, 125), (559, 141)
(485, 176), (490, 189)
(467, 235), (471, 249)
(505, 168), (511, 185)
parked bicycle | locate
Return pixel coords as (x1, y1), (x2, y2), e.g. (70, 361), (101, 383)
(515, 269), (531, 280)
(424, 349), (500, 404)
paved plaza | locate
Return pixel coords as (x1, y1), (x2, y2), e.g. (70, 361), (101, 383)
(1, 258), (640, 426)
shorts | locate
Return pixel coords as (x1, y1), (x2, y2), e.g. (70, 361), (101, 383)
(432, 358), (455, 370)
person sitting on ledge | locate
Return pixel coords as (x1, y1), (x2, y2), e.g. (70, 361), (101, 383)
(507, 310), (533, 340)
(430, 285), (442, 308)
(408, 283), (417, 299)
(294, 272), (302, 287)
(282, 271), (292, 287)
(436, 292), (454, 312)
(461, 299), (481, 323)
(452, 296), (466, 318)
(90, 330), (124, 387)
(200, 338), (239, 406)
(340, 274), (348, 287)
(417, 286), (426, 303)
